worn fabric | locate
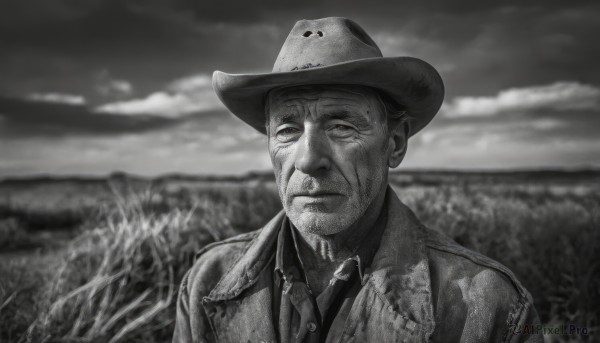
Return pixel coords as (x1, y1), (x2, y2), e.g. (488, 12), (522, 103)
(173, 187), (543, 343)
(272, 204), (387, 343)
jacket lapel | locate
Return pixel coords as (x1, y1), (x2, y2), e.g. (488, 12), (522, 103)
(338, 188), (435, 342)
(201, 211), (284, 343)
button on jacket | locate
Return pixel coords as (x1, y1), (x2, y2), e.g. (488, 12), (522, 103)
(173, 187), (543, 342)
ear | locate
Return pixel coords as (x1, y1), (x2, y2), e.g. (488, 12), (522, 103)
(387, 122), (408, 168)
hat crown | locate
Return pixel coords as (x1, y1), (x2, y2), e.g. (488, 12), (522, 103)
(273, 17), (383, 72)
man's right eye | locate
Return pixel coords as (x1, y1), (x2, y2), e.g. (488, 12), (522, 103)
(276, 127), (301, 142)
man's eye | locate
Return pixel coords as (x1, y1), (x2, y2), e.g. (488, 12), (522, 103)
(332, 125), (352, 131)
(278, 127), (298, 134)
(329, 124), (355, 136)
(276, 127), (301, 142)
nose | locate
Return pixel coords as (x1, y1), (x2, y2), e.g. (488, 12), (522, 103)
(294, 128), (331, 175)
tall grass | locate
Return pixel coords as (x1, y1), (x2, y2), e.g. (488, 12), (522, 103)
(0, 178), (598, 342)
(22, 182), (280, 343)
(26, 209), (190, 341)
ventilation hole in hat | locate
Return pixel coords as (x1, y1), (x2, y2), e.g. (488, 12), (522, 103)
(302, 31), (312, 37)
(317, 31), (323, 37)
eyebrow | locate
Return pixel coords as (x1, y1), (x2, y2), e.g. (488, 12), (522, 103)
(270, 112), (299, 126)
(269, 102), (375, 127)
(321, 109), (371, 128)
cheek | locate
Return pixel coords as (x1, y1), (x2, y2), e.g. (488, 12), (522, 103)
(332, 140), (386, 192)
(269, 141), (295, 196)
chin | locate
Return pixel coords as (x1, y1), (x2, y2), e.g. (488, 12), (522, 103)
(289, 211), (355, 236)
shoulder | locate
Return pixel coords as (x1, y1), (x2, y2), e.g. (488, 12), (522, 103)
(181, 229), (260, 296)
(179, 210), (285, 299)
(423, 227), (540, 341)
(195, 229), (259, 263)
(424, 226), (530, 301)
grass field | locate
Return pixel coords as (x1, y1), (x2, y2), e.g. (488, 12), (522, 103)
(0, 170), (598, 342)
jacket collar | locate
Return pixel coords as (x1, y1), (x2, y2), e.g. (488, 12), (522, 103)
(365, 188), (435, 336)
(205, 186), (434, 335)
(205, 211), (283, 302)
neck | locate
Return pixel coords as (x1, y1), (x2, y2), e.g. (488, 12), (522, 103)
(294, 185), (388, 267)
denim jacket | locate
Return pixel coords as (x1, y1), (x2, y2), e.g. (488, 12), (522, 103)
(173, 188), (542, 343)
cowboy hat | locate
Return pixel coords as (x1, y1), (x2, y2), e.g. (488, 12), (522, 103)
(212, 17), (444, 137)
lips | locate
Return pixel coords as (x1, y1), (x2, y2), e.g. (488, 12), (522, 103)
(290, 177), (346, 198)
(293, 190), (342, 197)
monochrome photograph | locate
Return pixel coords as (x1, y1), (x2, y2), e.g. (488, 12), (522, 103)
(0, 1), (598, 342)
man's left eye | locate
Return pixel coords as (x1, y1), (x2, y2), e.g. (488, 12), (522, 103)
(330, 124), (355, 135)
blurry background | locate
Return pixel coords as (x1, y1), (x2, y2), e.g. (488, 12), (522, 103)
(0, 1), (599, 342)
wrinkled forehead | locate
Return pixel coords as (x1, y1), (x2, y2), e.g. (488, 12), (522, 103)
(266, 84), (381, 112)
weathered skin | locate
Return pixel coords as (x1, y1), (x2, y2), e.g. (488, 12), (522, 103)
(266, 85), (404, 294)
(266, 85), (396, 237)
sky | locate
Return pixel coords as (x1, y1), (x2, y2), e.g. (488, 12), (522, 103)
(1, 0), (599, 177)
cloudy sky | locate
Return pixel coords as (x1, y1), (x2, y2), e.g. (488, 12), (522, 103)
(1, 0), (599, 176)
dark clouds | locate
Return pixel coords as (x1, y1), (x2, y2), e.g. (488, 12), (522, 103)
(0, 0), (599, 175)
(0, 96), (182, 138)
(2, 0), (599, 98)
(0, 0), (284, 100)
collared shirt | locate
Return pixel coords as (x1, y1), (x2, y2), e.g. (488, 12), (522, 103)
(272, 206), (388, 343)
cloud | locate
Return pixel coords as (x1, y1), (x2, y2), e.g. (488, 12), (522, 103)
(94, 74), (223, 117)
(95, 92), (193, 117)
(0, 1), (285, 100)
(167, 74), (212, 92)
(2, 1), (600, 174)
(93, 70), (133, 98)
(2, 1), (599, 99)
(405, 133), (600, 170)
(0, 131), (272, 177)
(26, 92), (86, 105)
(442, 82), (600, 118)
(405, 112), (600, 169)
(422, 119), (561, 142)
(0, 96), (182, 138)
(529, 119), (564, 131)
(371, 31), (456, 73)
(0, 105), (270, 177)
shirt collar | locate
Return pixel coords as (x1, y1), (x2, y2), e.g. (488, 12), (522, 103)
(274, 197), (389, 287)
(274, 216), (303, 285)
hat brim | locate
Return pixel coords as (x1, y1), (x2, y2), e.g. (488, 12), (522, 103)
(212, 56), (444, 137)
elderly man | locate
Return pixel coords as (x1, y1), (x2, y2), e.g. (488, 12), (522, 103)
(174, 17), (542, 343)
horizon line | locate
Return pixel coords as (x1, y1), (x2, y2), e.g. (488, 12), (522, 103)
(2, 165), (599, 183)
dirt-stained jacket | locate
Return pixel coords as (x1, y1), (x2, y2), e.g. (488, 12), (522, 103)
(173, 188), (543, 343)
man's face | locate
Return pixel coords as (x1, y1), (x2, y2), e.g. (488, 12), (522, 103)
(267, 85), (393, 236)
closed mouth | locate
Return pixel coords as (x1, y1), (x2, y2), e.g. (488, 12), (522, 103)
(293, 191), (342, 197)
